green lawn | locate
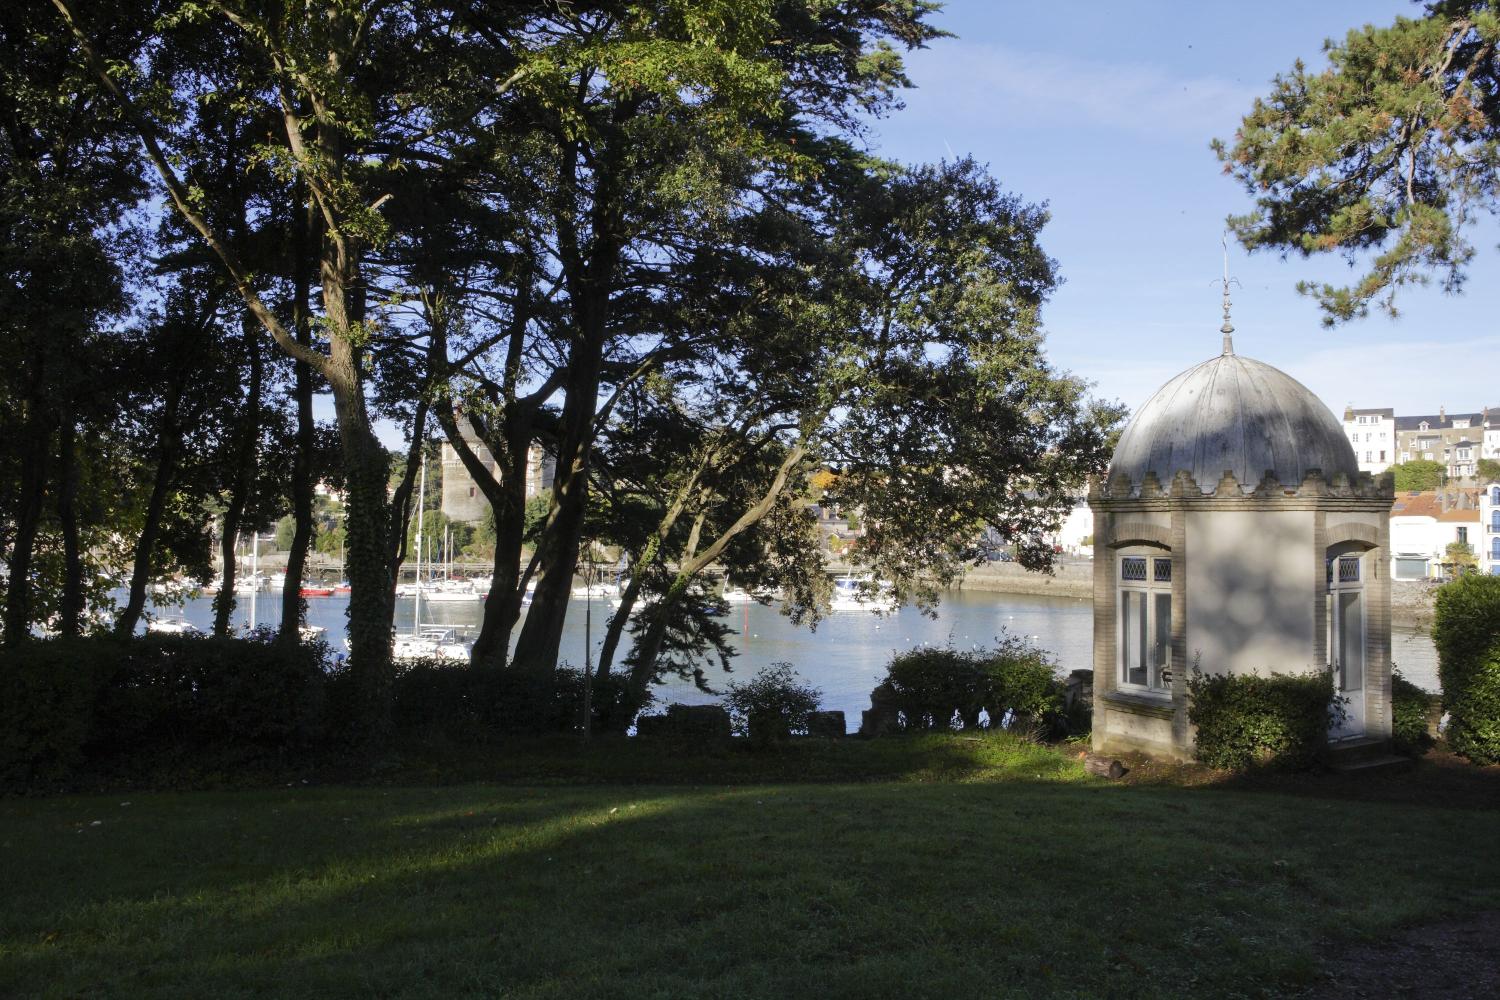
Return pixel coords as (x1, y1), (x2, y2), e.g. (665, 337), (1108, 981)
(2, 736), (1497, 999)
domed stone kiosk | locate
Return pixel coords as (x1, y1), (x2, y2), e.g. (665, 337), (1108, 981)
(1088, 323), (1394, 761)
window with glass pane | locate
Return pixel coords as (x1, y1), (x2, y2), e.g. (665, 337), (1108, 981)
(1123, 591), (1148, 686)
(1338, 591), (1363, 692)
(1119, 553), (1171, 692)
(1153, 591), (1172, 687)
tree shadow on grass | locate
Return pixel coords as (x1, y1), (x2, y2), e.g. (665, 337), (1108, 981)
(5, 777), (1499, 999)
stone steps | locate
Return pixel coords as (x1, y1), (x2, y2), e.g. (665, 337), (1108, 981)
(1328, 736), (1412, 774)
(1329, 753), (1414, 775)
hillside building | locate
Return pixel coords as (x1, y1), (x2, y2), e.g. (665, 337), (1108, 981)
(1388, 489), (1480, 580)
(1341, 407), (1396, 475)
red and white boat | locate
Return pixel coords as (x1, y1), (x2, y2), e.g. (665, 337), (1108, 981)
(300, 585), (336, 598)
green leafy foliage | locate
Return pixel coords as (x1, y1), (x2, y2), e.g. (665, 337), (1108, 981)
(1217, 3), (1500, 323)
(1391, 459), (1447, 491)
(0, 638), (120, 785)
(389, 662), (640, 740)
(723, 662), (822, 739)
(1187, 669), (1338, 771)
(1433, 573), (1500, 763)
(873, 637), (1064, 733)
(1391, 670), (1436, 757)
(0, 632), (327, 788)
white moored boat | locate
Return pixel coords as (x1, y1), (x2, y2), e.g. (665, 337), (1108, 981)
(829, 576), (898, 612)
(422, 581), (481, 603)
(570, 581), (619, 600)
(147, 617), (200, 635)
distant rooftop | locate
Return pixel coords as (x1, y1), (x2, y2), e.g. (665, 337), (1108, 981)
(1395, 412), (1485, 431)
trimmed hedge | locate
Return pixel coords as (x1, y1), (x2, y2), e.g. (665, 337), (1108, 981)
(2, 637), (646, 789)
(389, 661), (637, 741)
(0, 638), (121, 785)
(1433, 574), (1500, 763)
(1187, 669), (1336, 771)
(872, 636), (1064, 733)
(0, 633), (327, 787)
(1390, 670), (1435, 758)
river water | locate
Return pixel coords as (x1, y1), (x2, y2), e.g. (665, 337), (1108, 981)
(144, 587), (1442, 725)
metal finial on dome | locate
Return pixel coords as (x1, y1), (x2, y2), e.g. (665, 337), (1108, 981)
(1219, 233), (1239, 355)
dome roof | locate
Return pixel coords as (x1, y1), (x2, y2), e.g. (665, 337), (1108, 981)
(1110, 352), (1358, 493)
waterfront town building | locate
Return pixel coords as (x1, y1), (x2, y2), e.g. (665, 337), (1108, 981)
(439, 418), (556, 525)
(1090, 307), (1393, 761)
(1388, 489), (1481, 580)
(1341, 405), (1500, 480)
(1482, 482), (1500, 576)
(1394, 407), (1488, 479)
(1341, 407), (1396, 475)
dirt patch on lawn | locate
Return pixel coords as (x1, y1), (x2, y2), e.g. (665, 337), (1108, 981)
(1302, 911), (1500, 999)
(1096, 746), (1500, 811)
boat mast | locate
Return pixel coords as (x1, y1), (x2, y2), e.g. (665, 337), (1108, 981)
(414, 448), (426, 634)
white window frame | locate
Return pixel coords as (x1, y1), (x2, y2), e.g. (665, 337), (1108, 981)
(1326, 552), (1368, 739)
(1117, 550), (1172, 695)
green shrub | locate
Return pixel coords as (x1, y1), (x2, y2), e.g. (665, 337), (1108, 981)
(1390, 670), (1435, 757)
(874, 636), (1065, 733)
(1, 633), (328, 788)
(880, 647), (985, 730)
(389, 663), (640, 741)
(94, 632), (327, 761)
(723, 663), (822, 740)
(1187, 669), (1337, 771)
(1433, 574), (1500, 763)
(978, 634), (1065, 726)
(0, 638), (119, 786)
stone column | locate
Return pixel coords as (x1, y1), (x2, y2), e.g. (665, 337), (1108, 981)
(1312, 509), (1327, 672)
(1090, 505), (1114, 753)
(1170, 503), (1189, 751)
(1367, 516), (1394, 739)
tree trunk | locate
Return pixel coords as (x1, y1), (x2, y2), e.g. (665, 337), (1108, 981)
(116, 385), (182, 638)
(623, 443), (808, 705)
(279, 186), (317, 645)
(324, 245), (395, 735)
(595, 536), (661, 678)
(469, 455), (528, 671)
(624, 572), (693, 707)
(212, 317), (262, 636)
(508, 300), (608, 677)
(3, 359), (53, 646)
(55, 410), (83, 637)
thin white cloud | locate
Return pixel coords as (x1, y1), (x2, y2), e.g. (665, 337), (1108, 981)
(903, 39), (1257, 138)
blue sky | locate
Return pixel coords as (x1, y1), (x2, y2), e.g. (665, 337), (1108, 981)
(869, 0), (1499, 418)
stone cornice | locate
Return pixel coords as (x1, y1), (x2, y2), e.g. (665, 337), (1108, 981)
(1090, 466), (1394, 509)
(1092, 495), (1392, 515)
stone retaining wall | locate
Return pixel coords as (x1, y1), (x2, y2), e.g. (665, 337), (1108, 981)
(956, 562), (1093, 599)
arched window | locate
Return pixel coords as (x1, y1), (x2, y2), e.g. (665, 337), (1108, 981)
(1492, 486), (1500, 506)
(1118, 550), (1171, 693)
(1492, 537), (1500, 560)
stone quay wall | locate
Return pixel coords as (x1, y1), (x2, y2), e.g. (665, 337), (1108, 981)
(956, 561), (1093, 599)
